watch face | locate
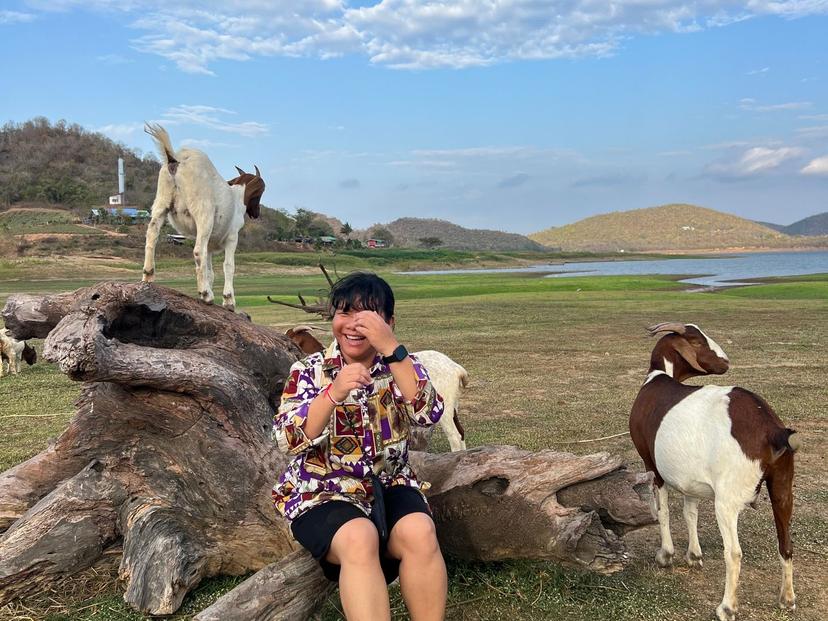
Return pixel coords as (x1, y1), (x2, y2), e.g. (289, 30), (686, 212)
(385, 344), (408, 363)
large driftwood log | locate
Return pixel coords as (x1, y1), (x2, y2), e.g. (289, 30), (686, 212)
(0, 282), (655, 618)
(0, 283), (300, 613)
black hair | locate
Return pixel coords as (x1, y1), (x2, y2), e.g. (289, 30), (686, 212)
(329, 272), (395, 320)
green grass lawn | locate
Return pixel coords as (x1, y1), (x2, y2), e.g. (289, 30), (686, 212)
(0, 258), (826, 621)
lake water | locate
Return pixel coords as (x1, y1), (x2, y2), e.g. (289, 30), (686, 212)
(401, 251), (828, 288)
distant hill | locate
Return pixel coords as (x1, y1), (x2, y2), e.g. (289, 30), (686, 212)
(372, 217), (546, 251)
(781, 212), (828, 236)
(529, 204), (828, 252)
(0, 118), (160, 208)
(755, 212), (828, 236)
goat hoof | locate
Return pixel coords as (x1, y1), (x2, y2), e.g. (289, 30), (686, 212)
(223, 304), (235, 312)
(655, 549), (674, 567)
(779, 594), (796, 611)
(685, 552), (703, 568)
(716, 604), (737, 621)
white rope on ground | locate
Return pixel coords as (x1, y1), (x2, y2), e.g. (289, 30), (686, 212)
(550, 431), (630, 444)
(0, 412), (73, 419)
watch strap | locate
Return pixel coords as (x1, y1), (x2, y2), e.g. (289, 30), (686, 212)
(382, 344), (409, 364)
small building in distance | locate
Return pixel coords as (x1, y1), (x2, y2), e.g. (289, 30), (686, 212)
(90, 207), (150, 224)
(365, 238), (387, 248)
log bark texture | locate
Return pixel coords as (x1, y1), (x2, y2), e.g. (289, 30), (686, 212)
(0, 282), (656, 618)
(0, 283), (300, 614)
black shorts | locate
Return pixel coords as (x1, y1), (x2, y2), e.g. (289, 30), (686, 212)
(290, 485), (431, 584)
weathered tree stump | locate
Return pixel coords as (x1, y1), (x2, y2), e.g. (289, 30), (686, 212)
(0, 282), (656, 619)
(0, 282), (300, 614)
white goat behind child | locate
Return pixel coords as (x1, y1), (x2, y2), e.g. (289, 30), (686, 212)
(142, 123), (265, 311)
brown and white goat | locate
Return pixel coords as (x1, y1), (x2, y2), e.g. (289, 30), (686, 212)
(629, 322), (798, 621)
(142, 123), (265, 311)
(286, 326), (468, 451)
(0, 328), (37, 377)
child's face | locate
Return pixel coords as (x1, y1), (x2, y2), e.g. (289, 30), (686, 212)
(332, 304), (391, 365)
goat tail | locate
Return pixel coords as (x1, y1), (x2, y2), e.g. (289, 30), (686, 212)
(458, 366), (470, 389)
(771, 428), (801, 459)
(144, 123), (177, 165)
(787, 430), (801, 453)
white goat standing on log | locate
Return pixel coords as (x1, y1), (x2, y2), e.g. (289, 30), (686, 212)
(142, 123), (265, 311)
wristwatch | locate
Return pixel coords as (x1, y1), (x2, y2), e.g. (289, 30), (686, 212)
(382, 344), (409, 365)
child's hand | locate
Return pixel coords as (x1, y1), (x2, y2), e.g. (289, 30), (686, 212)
(330, 363), (373, 403)
(353, 311), (398, 356)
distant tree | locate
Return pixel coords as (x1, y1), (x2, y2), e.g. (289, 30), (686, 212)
(419, 236), (442, 249)
(294, 208), (316, 236)
(370, 226), (394, 246)
(341, 222), (353, 238)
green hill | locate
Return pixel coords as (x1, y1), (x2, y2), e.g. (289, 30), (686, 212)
(529, 204), (828, 252)
(375, 217), (545, 251)
(0, 118), (160, 208)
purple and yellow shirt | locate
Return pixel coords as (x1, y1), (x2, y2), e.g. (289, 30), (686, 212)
(272, 340), (444, 521)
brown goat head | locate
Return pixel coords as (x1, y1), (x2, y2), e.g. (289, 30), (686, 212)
(648, 322), (730, 381)
(228, 165), (265, 219)
(22, 342), (37, 366)
(285, 325), (325, 355)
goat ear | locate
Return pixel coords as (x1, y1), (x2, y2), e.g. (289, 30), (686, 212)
(235, 166), (246, 176)
(673, 337), (706, 373)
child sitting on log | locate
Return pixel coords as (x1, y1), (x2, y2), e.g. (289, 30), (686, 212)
(272, 272), (447, 621)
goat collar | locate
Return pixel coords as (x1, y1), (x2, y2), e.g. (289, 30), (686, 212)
(643, 369), (669, 385)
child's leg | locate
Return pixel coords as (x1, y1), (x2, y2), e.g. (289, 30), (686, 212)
(327, 517), (390, 621)
(385, 488), (447, 621)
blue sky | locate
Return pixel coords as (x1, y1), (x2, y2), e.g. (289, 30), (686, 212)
(1, 1), (827, 234)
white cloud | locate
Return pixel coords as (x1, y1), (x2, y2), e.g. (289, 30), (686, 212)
(796, 125), (828, 138)
(705, 146), (805, 178)
(739, 98), (812, 112)
(801, 155), (828, 175)
(161, 104), (268, 136)
(746, 66), (769, 75)
(0, 10), (36, 24)
(18, 1), (828, 72)
(94, 122), (145, 139)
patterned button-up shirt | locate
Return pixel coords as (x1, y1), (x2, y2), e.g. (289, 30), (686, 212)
(272, 340), (444, 521)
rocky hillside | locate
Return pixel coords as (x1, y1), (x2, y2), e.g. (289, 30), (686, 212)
(373, 217), (545, 251)
(530, 204), (828, 252)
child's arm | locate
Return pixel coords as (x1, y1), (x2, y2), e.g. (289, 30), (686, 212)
(394, 354), (445, 427)
(273, 357), (372, 453)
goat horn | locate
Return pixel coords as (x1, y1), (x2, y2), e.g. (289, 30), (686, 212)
(647, 322), (687, 337)
(235, 166), (246, 176)
(288, 325), (315, 334)
(254, 165), (261, 177)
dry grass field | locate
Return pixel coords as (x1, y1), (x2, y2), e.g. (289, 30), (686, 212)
(0, 256), (825, 621)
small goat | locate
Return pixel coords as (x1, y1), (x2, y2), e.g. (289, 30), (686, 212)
(142, 123), (265, 311)
(629, 322), (798, 621)
(0, 328), (37, 377)
(286, 326), (468, 451)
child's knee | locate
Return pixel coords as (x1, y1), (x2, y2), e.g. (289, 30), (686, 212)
(391, 513), (440, 556)
(329, 517), (380, 565)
